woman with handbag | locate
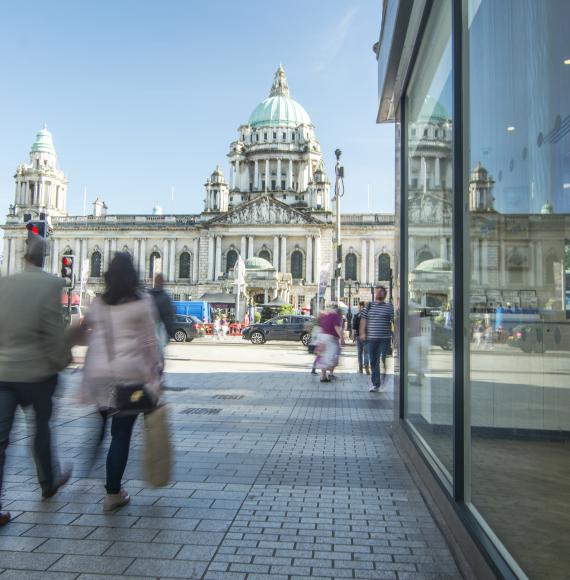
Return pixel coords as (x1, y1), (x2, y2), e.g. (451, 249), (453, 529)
(79, 253), (162, 512)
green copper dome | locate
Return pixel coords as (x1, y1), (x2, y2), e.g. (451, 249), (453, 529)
(418, 96), (449, 123)
(245, 257), (274, 270)
(31, 124), (56, 155)
(249, 66), (312, 128)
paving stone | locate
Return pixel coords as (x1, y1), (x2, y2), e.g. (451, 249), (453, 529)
(125, 557), (209, 578)
(0, 551), (61, 571)
(49, 554), (133, 574)
(35, 538), (111, 556)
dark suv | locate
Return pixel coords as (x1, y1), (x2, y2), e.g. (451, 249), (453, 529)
(242, 315), (313, 345)
(172, 315), (205, 342)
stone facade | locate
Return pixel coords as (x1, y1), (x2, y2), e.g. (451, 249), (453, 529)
(1, 67), (396, 313)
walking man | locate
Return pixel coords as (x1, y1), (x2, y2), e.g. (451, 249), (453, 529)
(149, 273), (176, 348)
(0, 237), (72, 526)
(351, 301), (370, 374)
(360, 285), (394, 392)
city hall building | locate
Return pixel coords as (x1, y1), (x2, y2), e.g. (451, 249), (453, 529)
(377, 1), (570, 579)
(1, 67), (395, 314)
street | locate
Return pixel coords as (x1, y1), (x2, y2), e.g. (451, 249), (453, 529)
(0, 340), (460, 579)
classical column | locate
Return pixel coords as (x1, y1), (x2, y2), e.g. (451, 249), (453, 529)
(254, 159), (259, 190)
(314, 235), (321, 281)
(8, 238), (16, 276)
(241, 235), (247, 258)
(169, 239), (176, 281)
(139, 238), (147, 281)
(273, 236), (279, 268)
(536, 240), (543, 288)
(111, 238), (117, 255)
(297, 163), (303, 191)
(409, 236), (416, 270)
(235, 160), (240, 189)
(360, 239), (367, 282)
(192, 238), (199, 282)
(162, 240), (170, 281)
(288, 159), (293, 189)
(440, 237), (447, 261)
(421, 156), (427, 193)
(51, 238), (59, 275)
(280, 236), (287, 273)
(208, 236), (214, 281)
(2, 237), (10, 276)
(306, 235), (313, 283)
(248, 235), (254, 259)
(215, 236), (223, 280)
(472, 240), (480, 284)
(435, 157), (441, 187)
(368, 240), (375, 284)
(265, 159), (269, 192)
(277, 158), (282, 188)
(230, 163), (235, 189)
(75, 238), (81, 266)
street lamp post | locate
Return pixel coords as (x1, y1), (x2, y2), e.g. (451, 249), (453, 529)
(333, 149), (344, 304)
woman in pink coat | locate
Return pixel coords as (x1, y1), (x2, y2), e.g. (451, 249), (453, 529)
(80, 253), (161, 512)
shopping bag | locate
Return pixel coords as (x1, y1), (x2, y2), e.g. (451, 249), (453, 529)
(143, 404), (172, 487)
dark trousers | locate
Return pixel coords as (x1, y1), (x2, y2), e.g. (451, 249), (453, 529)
(0, 376), (58, 509)
(101, 412), (137, 494)
(356, 338), (370, 370)
(367, 338), (392, 387)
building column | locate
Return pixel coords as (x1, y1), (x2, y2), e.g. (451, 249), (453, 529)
(208, 236), (214, 281)
(241, 235), (247, 258)
(51, 238), (59, 275)
(314, 235), (321, 282)
(162, 240), (170, 281)
(306, 235), (313, 283)
(139, 238), (146, 281)
(368, 240), (375, 284)
(297, 163), (303, 192)
(481, 239), (489, 285)
(2, 237), (10, 276)
(288, 159), (293, 189)
(169, 239), (176, 282)
(277, 158), (282, 188)
(75, 238), (82, 267)
(421, 156), (427, 193)
(435, 157), (441, 187)
(360, 239), (367, 282)
(265, 159), (269, 192)
(440, 237), (447, 261)
(536, 241), (543, 288)
(111, 238), (117, 255)
(8, 238), (16, 276)
(254, 159), (259, 190)
(192, 238), (199, 282)
(248, 235), (254, 259)
(409, 236), (416, 270)
(264, 288), (268, 303)
(214, 236), (222, 280)
(235, 160), (240, 190)
(280, 236), (287, 273)
(273, 236), (279, 268)
(230, 163), (235, 189)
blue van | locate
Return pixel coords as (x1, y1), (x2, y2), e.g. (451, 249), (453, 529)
(173, 300), (210, 323)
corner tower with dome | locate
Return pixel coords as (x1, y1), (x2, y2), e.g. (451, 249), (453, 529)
(1, 67), (395, 318)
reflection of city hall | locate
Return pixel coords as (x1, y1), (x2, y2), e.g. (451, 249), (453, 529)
(1, 67), (395, 312)
(407, 99), (563, 312)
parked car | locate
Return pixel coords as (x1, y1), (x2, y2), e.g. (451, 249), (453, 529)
(508, 322), (570, 353)
(242, 315), (313, 345)
(172, 314), (205, 342)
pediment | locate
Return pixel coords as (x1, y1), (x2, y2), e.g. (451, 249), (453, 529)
(206, 195), (317, 226)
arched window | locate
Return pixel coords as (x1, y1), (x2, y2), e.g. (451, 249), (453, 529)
(149, 252), (161, 280)
(508, 249), (524, 284)
(345, 253), (357, 280)
(378, 254), (391, 281)
(179, 252), (191, 279)
(259, 249), (271, 263)
(291, 250), (303, 279)
(90, 251), (102, 278)
(226, 249), (238, 273)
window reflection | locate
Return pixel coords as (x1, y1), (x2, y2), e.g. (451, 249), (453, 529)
(466, 0), (570, 577)
(405, 0), (454, 478)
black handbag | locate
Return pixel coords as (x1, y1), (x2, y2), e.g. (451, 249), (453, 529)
(104, 306), (156, 416)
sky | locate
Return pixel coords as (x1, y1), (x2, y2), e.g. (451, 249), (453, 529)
(0, 0), (395, 224)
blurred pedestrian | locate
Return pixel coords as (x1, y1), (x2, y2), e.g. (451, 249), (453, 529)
(351, 301), (370, 374)
(149, 273), (176, 349)
(315, 306), (343, 382)
(308, 315), (323, 375)
(360, 285), (394, 393)
(79, 253), (162, 512)
(213, 316), (222, 341)
(0, 237), (72, 526)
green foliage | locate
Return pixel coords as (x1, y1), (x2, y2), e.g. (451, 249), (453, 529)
(254, 311), (261, 323)
(278, 304), (294, 315)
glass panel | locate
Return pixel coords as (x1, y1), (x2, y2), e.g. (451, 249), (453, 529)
(405, 0), (454, 478)
(466, 1), (570, 577)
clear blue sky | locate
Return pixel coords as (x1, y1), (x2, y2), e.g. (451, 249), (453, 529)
(0, 0), (394, 221)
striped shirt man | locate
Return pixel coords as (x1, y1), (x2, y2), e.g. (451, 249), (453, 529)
(361, 300), (394, 340)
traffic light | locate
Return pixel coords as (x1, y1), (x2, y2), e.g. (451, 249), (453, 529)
(26, 220), (47, 240)
(61, 255), (76, 288)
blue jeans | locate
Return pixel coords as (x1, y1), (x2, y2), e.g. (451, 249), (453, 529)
(356, 338), (370, 370)
(367, 338), (392, 387)
(101, 412), (138, 494)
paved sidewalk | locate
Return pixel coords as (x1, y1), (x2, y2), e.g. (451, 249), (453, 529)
(0, 343), (461, 579)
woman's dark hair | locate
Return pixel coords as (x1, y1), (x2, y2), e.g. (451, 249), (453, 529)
(102, 252), (140, 305)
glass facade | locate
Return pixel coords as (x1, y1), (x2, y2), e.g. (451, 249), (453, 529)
(392, 0), (570, 577)
(404, 0), (454, 479)
(465, 1), (570, 577)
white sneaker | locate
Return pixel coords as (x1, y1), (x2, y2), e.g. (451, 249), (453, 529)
(369, 385), (379, 393)
(103, 489), (130, 512)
